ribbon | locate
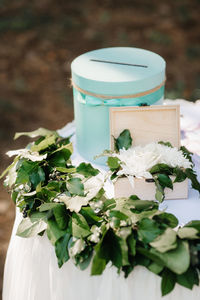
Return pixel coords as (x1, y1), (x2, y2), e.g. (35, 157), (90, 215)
(71, 79), (166, 100)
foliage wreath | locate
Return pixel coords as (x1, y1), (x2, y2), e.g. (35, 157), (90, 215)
(1, 127), (200, 296)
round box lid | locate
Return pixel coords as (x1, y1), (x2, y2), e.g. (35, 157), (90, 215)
(71, 47), (166, 96)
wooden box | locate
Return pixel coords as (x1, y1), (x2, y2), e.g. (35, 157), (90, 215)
(110, 105), (180, 149)
(114, 177), (188, 200)
(109, 105), (188, 200)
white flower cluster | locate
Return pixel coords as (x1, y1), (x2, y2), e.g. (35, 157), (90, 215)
(4, 164), (17, 187)
(114, 143), (192, 179)
(88, 225), (102, 243)
(69, 238), (86, 258)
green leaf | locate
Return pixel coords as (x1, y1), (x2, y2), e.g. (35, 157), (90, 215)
(91, 228), (108, 275)
(46, 219), (66, 245)
(11, 191), (18, 203)
(109, 210), (129, 221)
(158, 141), (173, 148)
(76, 163), (99, 178)
(91, 254), (107, 275)
(0, 157), (18, 179)
(53, 205), (69, 230)
(118, 237), (129, 266)
(173, 167), (187, 183)
(150, 228), (177, 253)
(29, 166), (45, 188)
(110, 172), (118, 181)
(138, 218), (163, 243)
(185, 220), (200, 232)
(153, 213), (178, 228)
(116, 227), (132, 266)
(176, 266), (199, 289)
(115, 129), (132, 151)
(55, 167), (76, 173)
(47, 181), (62, 192)
(161, 269), (176, 296)
(150, 163), (173, 175)
(150, 241), (190, 275)
(49, 149), (71, 167)
(94, 187), (105, 199)
(122, 265), (134, 278)
(52, 143), (73, 155)
(75, 246), (93, 270)
(36, 182), (42, 193)
(127, 234), (136, 256)
(16, 212), (47, 237)
(177, 227), (199, 239)
(31, 135), (56, 152)
(67, 178), (84, 196)
(39, 203), (60, 212)
(72, 213), (91, 238)
(137, 247), (164, 266)
(55, 233), (71, 268)
(157, 174), (173, 190)
(155, 189), (164, 202)
(78, 248), (93, 271)
(148, 262), (163, 274)
(36, 187), (57, 202)
(154, 179), (164, 202)
(185, 168), (200, 193)
(15, 164), (29, 184)
(97, 229), (122, 269)
(114, 197), (158, 224)
(80, 207), (101, 223)
(180, 146), (193, 163)
(14, 128), (58, 140)
(129, 199), (158, 211)
(129, 195), (140, 200)
(102, 198), (116, 212)
(16, 160), (45, 188)
(107, 157), (120, 170)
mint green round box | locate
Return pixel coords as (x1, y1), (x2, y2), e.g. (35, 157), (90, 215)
(71, 47), (166, 164)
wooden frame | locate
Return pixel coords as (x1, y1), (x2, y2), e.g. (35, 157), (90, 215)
(110, 105), (180, 150)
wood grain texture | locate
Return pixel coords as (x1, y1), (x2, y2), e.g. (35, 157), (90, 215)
(110, 105), (180, 150)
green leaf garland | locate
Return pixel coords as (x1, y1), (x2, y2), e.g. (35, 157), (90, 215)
(1, 127), (200, 297)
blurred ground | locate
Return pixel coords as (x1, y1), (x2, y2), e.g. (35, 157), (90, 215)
(0, 0), (200, 298)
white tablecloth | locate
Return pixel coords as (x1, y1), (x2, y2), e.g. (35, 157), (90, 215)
(2, 99), (200, 300)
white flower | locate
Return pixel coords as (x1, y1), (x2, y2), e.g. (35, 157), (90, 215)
(60, 174), (105, 212)
(88, 225), (102, 243)
(21, 191), (37, 196)
(113, 143), (192, 180)
(69, 238), (86, 258)
(4, 164), (17, 187)
(89, 199), (103, 213)
(120, 220), (127, 227)
(6, 149), (47, 162)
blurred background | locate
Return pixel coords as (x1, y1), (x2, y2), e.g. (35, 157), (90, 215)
(0, 0), (200, 297)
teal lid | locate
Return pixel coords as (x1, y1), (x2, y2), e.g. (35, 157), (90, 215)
(71, 47), (166, 96)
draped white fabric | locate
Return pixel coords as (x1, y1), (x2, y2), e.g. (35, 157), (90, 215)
(2, 99), (200, 300)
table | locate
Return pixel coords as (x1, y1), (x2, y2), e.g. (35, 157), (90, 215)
(2, 100), (200, 300)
